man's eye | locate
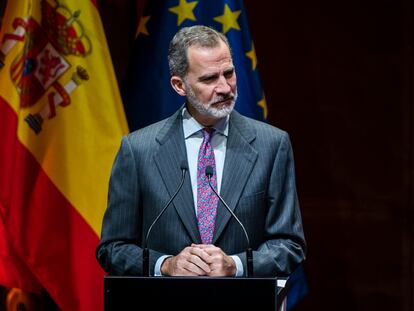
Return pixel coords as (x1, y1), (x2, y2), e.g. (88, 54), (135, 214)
(201, 76), (216, 83)
(224, 70), (234, 79)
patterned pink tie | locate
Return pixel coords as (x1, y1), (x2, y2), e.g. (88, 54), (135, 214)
(197, 128), (218, 244)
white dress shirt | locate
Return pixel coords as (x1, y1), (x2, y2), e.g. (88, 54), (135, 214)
(154, 108), (243, 277)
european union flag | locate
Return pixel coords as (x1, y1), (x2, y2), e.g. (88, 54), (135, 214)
(122, 0), (266, 130)
(121, 0), (308, 309)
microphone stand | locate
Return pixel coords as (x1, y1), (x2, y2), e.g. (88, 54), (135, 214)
(206, 168), (253, 277)
(142, 164), (187, 276)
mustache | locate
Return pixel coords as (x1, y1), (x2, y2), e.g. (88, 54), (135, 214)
(211, 94), (235, 105)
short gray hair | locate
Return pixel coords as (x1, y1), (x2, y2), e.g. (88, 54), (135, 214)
(168, 25), (231, 78)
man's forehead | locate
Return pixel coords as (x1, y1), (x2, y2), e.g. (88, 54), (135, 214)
(187, 43), (233, 71)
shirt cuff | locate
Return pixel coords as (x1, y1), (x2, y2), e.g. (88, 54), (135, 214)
(230, 255), (244, 277)
(154, 255), (172, 276)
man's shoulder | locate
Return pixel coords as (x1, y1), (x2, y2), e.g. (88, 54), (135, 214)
(127, 117), (169, 139)
(126, 109), (181, 143)
(231, 110), (289, 141)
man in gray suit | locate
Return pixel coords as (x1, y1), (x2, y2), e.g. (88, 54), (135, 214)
(96, 25), (306, 278)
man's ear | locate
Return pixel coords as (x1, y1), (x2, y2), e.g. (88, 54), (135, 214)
(170, 76), (186, 96)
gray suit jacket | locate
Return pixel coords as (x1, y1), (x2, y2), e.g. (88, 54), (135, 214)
(96, 108), (306, 277)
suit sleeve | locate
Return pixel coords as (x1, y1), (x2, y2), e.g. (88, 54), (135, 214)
(96, 136), (164, 275)
(95, 136), (142, 275)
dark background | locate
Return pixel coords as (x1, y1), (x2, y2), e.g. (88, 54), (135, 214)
(98, 0), (414, 310)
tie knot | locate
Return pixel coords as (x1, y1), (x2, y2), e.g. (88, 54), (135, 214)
(202, 127), (214, 142)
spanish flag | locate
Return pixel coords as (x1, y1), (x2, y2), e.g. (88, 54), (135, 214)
(0, 0), (128, 310)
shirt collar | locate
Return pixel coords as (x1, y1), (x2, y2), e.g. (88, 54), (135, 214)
(182, 107), (229, 139)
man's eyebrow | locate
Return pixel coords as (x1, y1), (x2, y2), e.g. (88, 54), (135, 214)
(198, 73), (219, 82)
(198, 66), (235, 82)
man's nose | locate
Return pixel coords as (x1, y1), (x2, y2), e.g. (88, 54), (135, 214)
(215, 76), (232, 94)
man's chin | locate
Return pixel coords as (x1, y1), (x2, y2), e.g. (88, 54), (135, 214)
(188, 98), (235, 120)
(207, 103), (234, 119)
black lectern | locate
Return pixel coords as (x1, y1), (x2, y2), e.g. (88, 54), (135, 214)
(104, 276), (288, 310)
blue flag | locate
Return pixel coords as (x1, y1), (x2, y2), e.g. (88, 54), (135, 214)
(122, 0), (266, 130)
(121, 0), (308, 308)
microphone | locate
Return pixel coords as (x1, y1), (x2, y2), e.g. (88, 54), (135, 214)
(205, 166), (253, 277)
(142, 161), (188, 276)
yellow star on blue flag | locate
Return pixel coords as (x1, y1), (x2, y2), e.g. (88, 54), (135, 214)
(213, 4), (241, 33)
(169, 0), (198, 26)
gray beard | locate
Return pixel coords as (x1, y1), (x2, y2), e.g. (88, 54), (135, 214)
(185, 82), (237, 119)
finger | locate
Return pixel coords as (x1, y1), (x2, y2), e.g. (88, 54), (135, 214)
(196, 245), (222, 258)
(171, 256), (205, 276)
(191, 243), (214, 248)
(190, 246), (214, 264)
(191, 244), (217, 252)
(186, 263), (209, 275)
(189, 248), (213, 270)
(177, 248), (211, 274)
(166, 257), (196, 276)
(182, 257), (210, 275)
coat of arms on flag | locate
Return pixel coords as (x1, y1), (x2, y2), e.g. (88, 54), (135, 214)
(1, 0), (90, 134)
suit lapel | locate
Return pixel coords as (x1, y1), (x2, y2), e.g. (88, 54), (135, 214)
(213, 111), (258, 243)
(154, 109), (201, 244)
